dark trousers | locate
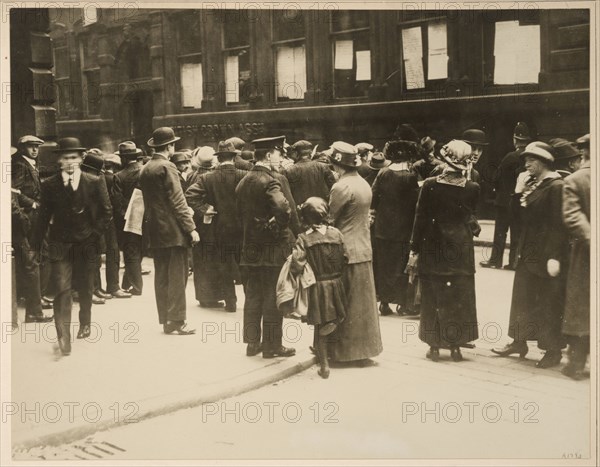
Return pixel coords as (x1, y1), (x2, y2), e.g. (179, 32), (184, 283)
(50, 237), (99, 342)
(104, 222), (121, 293)
(152, 246), (188, 324)
(121, 232), (143, 294)
(489, 204), (520, 267)
(243, 267), (282, 351)
(13, 238), (43, 316)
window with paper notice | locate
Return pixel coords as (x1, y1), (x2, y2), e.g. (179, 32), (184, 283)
(399, 19), (449, 91)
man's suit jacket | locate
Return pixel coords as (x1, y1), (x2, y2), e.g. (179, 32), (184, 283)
(114, 163), (142, 212)
(33, 171), (112, 249)
(493, 148), (524, 207)
(273, 170), (301, 236)
(139, 154), (196, 249)
(185, 164), (248, 243)
(12, 153), (41, 212)
(104, 171), (126, 219)
(235, 165), (293, 267)
(282, 158), (335, 206)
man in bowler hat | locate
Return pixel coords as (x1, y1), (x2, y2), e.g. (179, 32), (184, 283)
(140, 127), (199, 335)
(235, 136), (296, 358)
(33, 138), (112, 355)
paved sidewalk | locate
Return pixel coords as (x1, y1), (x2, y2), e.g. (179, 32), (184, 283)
(10, 260), (315, 449)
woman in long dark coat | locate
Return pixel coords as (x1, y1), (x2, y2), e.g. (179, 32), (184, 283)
(492, 142), (568, 369)
(327, 141), (383, 364)
(409, 140), (479, 362)
(371, 140), (419, 315)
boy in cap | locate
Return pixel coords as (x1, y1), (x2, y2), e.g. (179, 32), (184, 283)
(12, 135), (53, 322)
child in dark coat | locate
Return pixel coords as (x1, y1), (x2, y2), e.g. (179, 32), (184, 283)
(291, 197), (348, 378)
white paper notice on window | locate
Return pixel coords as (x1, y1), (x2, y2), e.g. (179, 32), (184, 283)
(225, 55), (239, 103)
(335, 40), (353, 70)
(355, 50), (371, 81)
(402, 26), (423, 59)
(404, 57), (425, 89)
(402, 26), (425, 89)
(494, 21), (540, 84)
(276, 46), (295, 98)
(427, 22), (448, 80)
(181, 63), (203, 108)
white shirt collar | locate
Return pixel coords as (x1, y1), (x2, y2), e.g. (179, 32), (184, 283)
(22, 154), (37, 168)
(254, 161), (271, 170)
(61, 168), (82, 190)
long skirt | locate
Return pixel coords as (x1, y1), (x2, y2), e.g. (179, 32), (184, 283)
(192, 242), (236, 304)
(508, 266), (566, 350)
(419, 274), (478, 348)
(373, 238), (412, 306)
(328, 261), (383, 362)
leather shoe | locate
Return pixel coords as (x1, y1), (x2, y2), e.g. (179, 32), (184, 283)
(491, 341), (528, 358)
(318, 368), (330, 379)
(426, 347), (440, 362)
(561, 364), (587, 381)
(503, 264), (516, 271)
(224, 302), (237, 313)
(126, 287), (142, 296)
(536, 350), (562, 369)
(111, 289), (132, 299)
(58, 335), (71, 356)
(200, 301), (224, 308)
(246, 343), (262, 356)
(480, 261), (501, 269)
(164, 322), (196, 335)
(141, 268), (151, 275)
(94, 289), (113, 300)
(25, 314), (53, 323)
(263, 346), (296, 358)
(92, 296), (106, 305)
(41, 298), (53, 310)
(379, 303), (393, 316)
(450, 347), (463, 362)
(77, 325), (91, 339)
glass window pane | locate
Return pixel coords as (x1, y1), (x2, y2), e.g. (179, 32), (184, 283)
(84, 69), (100, 115)
(225, 49), (251, 104)
(273, 9), (305, 41)
(333, 31), (370, 98)
(177, 11), (202, 55)
(331, 10), (369, 32)
(223, 15), (250, 48)
(493, 21), (540, 84)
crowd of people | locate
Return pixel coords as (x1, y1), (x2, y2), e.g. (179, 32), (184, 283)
(11, 122), (591, 381)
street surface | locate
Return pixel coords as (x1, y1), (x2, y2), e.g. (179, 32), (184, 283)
(10, 246), (591, 461)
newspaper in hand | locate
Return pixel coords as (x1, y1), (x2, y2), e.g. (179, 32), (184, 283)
(124, 188), (145, 235)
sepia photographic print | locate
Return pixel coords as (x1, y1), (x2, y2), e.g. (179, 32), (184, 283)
(1, 0), (597, 464)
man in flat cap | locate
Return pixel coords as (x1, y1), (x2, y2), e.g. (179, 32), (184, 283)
(114, 141), (145, 296)
(225, 136), (254, 170)
(482, 122), (531, 270)
(12, 135), (53, 323)
(236, 136), (296, 358)
(140, 127), (199, 335)
(355, 142), (374, 180)
(186, 140), (249, 311)
(33, 138), (113, 355)
(283, 140), (336, 206)
(561, 133), (591, 380)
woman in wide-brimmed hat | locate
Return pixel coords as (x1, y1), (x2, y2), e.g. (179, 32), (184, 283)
(492, 141), (569, 369)
(326, 141), (383, 365)
(371, 140), (420, 316)
(408, 139), (480, 362)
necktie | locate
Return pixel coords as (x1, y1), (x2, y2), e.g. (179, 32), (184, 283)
(67, 176), (74, 193)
